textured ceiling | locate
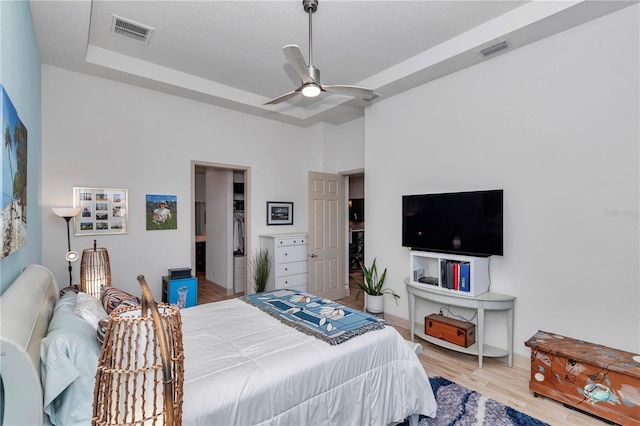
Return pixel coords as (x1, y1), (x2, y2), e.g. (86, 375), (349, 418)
(29, 1), (635, 126)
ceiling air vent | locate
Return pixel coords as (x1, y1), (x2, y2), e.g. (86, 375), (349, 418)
(110, 15), (154, 44)
(478, 40), (510, 57)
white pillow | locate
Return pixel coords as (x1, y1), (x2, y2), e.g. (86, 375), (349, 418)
(74, 292), (108, 328)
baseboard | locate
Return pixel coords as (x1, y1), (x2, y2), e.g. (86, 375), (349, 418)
(384, 312), (410, 330)
(210, 280), (235, 296)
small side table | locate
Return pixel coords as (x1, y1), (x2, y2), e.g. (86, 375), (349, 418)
(162, 275), (198, 308)
(405, 278), (515, 368)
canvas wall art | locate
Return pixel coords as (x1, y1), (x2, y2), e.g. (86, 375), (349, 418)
(1, 85), (28, 259)
(146, 194), (177, 230)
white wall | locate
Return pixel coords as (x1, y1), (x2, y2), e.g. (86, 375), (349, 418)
(41, 65), (317, 300)
(365, 5), (639, 355)
(320, 118), (365, 174)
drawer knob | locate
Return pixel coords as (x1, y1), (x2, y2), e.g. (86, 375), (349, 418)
(285, 268), (288, 271)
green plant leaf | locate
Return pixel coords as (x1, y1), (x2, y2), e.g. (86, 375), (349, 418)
(251, 248), (271, 293)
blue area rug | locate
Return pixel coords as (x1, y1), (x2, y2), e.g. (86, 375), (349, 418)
(403, 376), (550, 426)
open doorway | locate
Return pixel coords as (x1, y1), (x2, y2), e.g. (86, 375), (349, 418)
(348, 174), (365, 274)
(193, 162), (251, 304)
(342, 172), (365, 299)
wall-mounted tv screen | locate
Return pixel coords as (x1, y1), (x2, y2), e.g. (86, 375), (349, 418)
(402, 189), (503, 257)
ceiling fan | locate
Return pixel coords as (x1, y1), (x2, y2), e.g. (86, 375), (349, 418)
(265, 0), (374, 105)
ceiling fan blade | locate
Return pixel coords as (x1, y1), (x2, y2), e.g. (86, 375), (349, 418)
(322, 85), (374, 99)
(283, 45), (312, 83)
(264, 89), (301, 105)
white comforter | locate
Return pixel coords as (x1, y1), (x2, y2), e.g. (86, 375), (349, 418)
(180, 298), (437, 425)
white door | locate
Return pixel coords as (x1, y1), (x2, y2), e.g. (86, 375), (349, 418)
(308, 171), (344, 300)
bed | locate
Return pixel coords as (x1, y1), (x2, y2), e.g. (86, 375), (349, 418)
(0, 264), (437, 425)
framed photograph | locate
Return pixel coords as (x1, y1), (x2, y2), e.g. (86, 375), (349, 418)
(73, 187), (128, 236)
(146, 194), (177, 230)
(266, 201), (293, 225)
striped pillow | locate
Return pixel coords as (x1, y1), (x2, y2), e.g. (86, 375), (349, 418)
(96, 318), (109, 346)
(100, 287), (140, 314)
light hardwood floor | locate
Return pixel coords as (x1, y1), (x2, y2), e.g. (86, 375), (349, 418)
(196, 272), (606, 426)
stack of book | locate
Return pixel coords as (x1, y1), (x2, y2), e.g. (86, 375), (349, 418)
(440, 260), (471, 292)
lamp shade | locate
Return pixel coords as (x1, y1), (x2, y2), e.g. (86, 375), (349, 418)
(92, 276), (184, 426)
(80, 240), (111, 298)
(52, 207), (81, 218)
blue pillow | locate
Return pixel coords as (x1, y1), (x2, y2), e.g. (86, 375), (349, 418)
(40, 291), (101, 425)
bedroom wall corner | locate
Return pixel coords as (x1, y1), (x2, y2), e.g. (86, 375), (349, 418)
(0, 1), (42, 294)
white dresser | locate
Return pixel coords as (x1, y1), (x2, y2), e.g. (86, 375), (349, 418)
(260, 233), (308, 293)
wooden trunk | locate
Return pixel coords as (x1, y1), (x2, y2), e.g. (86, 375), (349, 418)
(425, 314), (475, 348)
(525, 330), (640, 426)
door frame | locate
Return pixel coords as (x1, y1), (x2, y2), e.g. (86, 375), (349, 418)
(191, 160), (251, 294)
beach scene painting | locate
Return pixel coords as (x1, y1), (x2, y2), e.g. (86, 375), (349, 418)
(1, 85), (28, 259)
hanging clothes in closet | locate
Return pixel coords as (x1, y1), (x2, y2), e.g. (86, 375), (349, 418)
(233, 212), (244, 255)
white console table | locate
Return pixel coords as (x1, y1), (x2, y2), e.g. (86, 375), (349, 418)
(405, 278), (516, 368)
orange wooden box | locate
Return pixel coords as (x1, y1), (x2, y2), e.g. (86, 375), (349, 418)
(425, 314), (475, 348)
(525, 330), (640, 426)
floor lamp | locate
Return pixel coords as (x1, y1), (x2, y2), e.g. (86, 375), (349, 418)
(52, 207), (81, 286)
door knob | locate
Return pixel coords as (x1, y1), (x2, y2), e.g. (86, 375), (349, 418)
(309, 253), (318, 258)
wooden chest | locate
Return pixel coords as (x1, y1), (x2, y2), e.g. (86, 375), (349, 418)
(425, 314), (475, 348)
(525, 330), (640, 426)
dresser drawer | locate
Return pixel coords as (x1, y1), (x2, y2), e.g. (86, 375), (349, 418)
(276, 273), (308, 291)
(234, 265), (245, 280)
(276, 261), (308, 277)
(233, 256), (245, 268)
(276, 245), (307, 263)
(275, 236), (307, 246)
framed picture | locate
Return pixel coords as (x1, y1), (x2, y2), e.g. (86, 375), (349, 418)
(73, 187), (128, 236)
(146, 194), (177, 230)
(266, 201), (293, 225)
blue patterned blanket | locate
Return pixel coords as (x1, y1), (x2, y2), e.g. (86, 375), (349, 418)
(241, 289), (389, 345)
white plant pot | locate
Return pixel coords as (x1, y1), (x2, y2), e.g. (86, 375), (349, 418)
(365, 293), (384, 314)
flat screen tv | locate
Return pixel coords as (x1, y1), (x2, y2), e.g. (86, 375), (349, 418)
(402, 189), (503, 257)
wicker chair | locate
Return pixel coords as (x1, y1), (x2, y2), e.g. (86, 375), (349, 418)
(92, 275), (184, 425)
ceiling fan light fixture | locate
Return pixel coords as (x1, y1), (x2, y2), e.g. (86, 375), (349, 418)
(301, 83), (321, 97)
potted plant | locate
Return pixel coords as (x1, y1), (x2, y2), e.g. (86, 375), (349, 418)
(251, 248), (272, 293)
(354, 258), (400, 313)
